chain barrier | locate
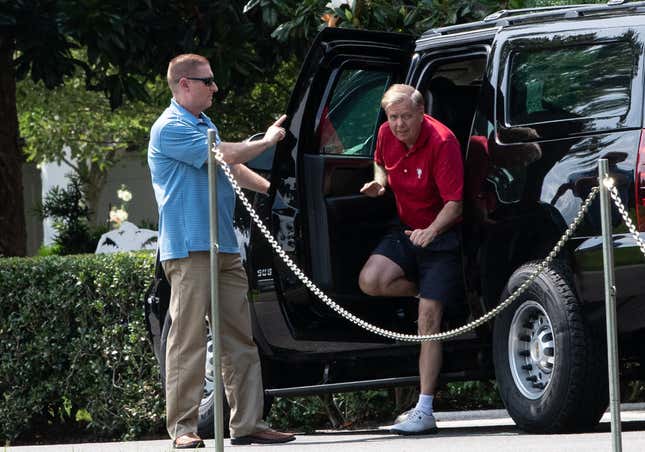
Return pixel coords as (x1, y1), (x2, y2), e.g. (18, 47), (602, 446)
(214, 147), (602, 342)
(607, 182), (645, 258)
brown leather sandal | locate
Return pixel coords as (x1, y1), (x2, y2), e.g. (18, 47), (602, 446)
(173, 433), (205, 449)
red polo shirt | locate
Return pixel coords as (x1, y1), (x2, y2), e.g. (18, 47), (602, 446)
(374, 114), (463, 230)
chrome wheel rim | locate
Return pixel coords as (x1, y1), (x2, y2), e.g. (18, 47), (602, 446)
(508, 300), (555, 399)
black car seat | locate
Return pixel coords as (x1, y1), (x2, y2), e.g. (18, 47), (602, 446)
(427, 76), (479, 152)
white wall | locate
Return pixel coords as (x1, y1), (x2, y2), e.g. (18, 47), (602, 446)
(98, 154), (158, 229)
(22, 162), (43, 255)
(40, 146), (74, 245)
(38, 150), (158, 248)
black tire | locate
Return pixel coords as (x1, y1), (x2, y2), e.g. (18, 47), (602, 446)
(197, 380), (274, 440)
(493, 261), (608, 433)
(195, 385), (227, 439)
(158, 311), (231, 438)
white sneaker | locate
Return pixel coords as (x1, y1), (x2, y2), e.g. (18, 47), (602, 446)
(390, 409), (438, 435)
(394, 408), (412, 424)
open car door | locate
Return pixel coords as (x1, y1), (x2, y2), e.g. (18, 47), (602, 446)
(261, 28), (415, 341)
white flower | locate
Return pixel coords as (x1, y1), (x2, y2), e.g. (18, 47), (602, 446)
(109, 208), (129, 226)
(117, 188), (132, 202)
(327, 0), (353, 8)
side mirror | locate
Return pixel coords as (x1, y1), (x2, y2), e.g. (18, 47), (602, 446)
(246, 133), (275, 171)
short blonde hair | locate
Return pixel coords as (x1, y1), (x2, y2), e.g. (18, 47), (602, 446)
(381, 84), (424, 111)
(166, 54), (210, 93)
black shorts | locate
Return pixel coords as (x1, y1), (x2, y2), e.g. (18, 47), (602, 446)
(372, 227), (463, 305)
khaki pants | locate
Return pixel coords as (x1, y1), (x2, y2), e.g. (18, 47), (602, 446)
(162, 251), (268, 439)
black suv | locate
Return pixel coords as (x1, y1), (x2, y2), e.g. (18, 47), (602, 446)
(146, 1), (645, 436)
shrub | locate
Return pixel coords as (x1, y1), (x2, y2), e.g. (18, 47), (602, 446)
(267, 396), (329, 433)
(435, 381), (503, 411)
(40, 176), (107, 255)
(266, 383), (504, 433)
(0, 252), (163, 444)
(267, 390), (396, 432)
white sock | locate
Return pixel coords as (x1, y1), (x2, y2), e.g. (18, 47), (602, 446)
(414, 394), (434, 415)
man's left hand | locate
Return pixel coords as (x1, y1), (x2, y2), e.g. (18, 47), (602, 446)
(405, 227), (437, 248)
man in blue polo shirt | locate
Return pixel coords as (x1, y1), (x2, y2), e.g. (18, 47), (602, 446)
(148, 53), (294, 449)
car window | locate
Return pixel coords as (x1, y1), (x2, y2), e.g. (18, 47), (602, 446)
(318, 69), (390, 156)
(508, 41), (634, 126)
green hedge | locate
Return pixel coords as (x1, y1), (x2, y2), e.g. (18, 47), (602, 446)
(0, 252), (164, 444)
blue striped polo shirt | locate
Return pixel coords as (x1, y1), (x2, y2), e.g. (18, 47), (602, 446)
(148, 98), (238, 261)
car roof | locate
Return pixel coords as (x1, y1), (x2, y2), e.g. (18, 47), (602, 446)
(416, 1), (645, 50)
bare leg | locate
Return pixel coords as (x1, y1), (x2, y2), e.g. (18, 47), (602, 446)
(359, 254), (417, 297)
(418, 298), (443, 395)
(390, 297), (443, 434)
(360, 255), (443, 402)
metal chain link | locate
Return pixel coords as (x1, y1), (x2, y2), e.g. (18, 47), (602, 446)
(608, 182), (645, 257)
(213, 148), (599, 342)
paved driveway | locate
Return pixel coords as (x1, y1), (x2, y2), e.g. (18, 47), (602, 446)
(7, 404), (645, 452)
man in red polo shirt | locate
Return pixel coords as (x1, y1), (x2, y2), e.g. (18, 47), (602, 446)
(359, 83), (463, 435)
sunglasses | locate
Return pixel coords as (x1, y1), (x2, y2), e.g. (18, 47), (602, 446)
(184, 76), (216, 86)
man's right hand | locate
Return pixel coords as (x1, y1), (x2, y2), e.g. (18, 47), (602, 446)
(217, 114), (288, 165)
(360, 181), (385, 197)
(264, 114), (288, 145)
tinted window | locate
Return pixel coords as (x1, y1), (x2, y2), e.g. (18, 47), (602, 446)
(508, 41), (634, 125)
(318, 69), (390, 156)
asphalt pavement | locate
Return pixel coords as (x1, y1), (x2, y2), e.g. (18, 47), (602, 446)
(6, 403), (645, 452)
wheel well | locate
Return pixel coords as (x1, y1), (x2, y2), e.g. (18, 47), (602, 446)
(479, 210), (569, 311)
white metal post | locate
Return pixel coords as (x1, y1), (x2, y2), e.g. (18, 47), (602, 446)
(208, 129), (224, 452)
(598, 158), (622, 452)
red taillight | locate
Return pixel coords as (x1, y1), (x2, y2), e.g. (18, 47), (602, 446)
(636, 129), (645, 231)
